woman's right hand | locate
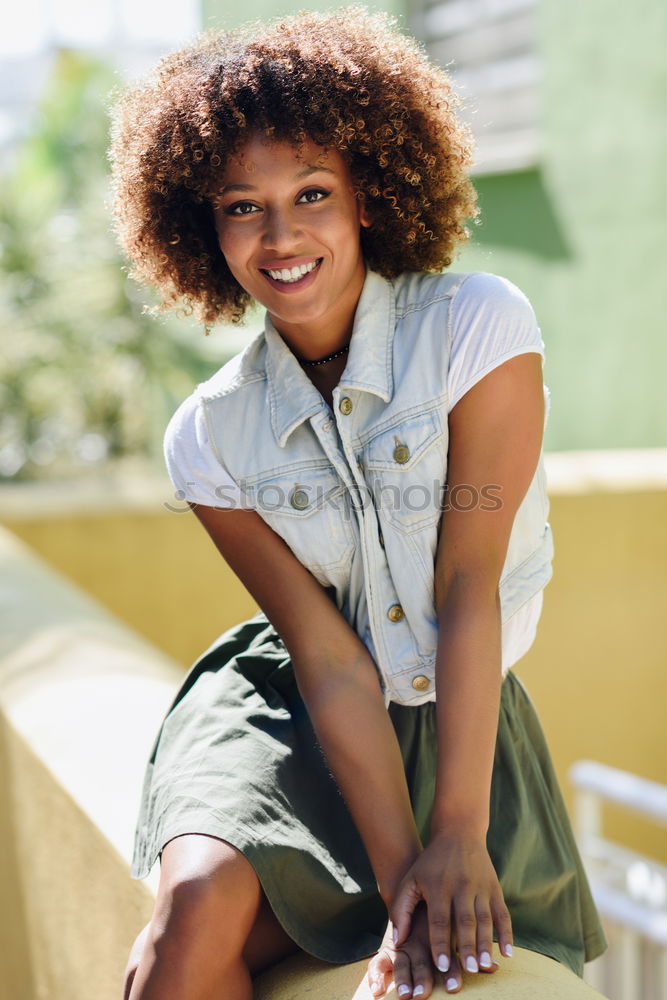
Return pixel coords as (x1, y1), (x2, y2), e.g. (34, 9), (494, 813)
(367, 900), (500, 997)
(367, 902), (436, 999)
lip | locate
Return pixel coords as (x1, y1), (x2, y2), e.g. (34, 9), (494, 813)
(260, 257), (323, 294)
(260, 256), (321, 270)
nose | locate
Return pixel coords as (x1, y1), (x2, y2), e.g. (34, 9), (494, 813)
(261, 206), (302, 253)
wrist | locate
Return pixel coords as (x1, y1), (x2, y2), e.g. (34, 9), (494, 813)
(430, 807), (489, 842)
(377, 845), (423, 907)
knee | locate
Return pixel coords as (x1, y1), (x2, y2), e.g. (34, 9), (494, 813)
(152, 838), (261, 952)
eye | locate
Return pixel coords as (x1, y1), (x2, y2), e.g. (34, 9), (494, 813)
(226, 201), (260, 216)
(297, 188), (328, 205)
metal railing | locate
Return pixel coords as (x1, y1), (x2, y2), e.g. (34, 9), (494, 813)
(570, 760), (667, 1000)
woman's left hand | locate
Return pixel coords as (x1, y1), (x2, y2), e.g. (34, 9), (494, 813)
(389, 830), (512, 992)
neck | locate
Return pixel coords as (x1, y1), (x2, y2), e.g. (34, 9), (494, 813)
(295, 344), (350, 367)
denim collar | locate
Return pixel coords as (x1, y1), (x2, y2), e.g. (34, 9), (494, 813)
(264, 267), (395, 447)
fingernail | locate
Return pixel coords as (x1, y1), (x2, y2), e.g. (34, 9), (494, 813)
(393, 928), (398, 945)
(371, 982), (381, 995)
(413, 988), (425, 998)
(465, 956), (479, 973)
(397, 986), (411, 997)
(480, 951), (493, 968)
(437, 953), (449, 972)
(446, 978), (458, 992)
(504, 944), (513, 958)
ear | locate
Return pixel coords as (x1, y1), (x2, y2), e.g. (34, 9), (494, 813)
(358, 197), (373, 229)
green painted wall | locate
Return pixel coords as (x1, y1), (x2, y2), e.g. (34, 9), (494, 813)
(457, 0), (667, 450)
(202, 0), (404, 32)
(200, 0), (666, 450)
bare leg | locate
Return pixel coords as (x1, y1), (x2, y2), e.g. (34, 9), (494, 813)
(125, 834), (300, 1000)
(123, 924), (151, 1000)
(241, 885), (301, 978)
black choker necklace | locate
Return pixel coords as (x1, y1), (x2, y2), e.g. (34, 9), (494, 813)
(297, 344), (350, 367)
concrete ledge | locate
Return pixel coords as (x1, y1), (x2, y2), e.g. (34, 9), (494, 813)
(254, 945), (604, 998)
(0, 525), (606, 999)
(0, 526), (182, 999)
(543, 448), (667, 494)
(0, 528), (183, 879)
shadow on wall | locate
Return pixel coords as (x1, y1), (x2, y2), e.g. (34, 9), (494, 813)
(471, 168), (572, 260)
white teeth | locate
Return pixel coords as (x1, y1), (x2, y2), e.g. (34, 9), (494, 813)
(266, 259), (319, 282)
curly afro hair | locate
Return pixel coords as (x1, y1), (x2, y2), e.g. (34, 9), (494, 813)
(108, 6), (478, 332)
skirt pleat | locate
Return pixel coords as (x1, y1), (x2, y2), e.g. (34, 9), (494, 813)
(131, 612), (606, 974)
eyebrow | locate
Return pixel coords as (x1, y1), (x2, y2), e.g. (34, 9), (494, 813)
(221, 163), (336, 195)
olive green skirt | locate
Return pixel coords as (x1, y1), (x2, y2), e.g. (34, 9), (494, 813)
(131, 612), (606, 976)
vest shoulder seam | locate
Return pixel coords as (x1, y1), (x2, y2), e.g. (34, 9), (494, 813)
(395, 271), (475, 318)
(396, 292), (453, 319)
(199, 370), (267, 404)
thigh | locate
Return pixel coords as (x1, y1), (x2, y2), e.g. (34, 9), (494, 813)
(242, 885), (302, 977)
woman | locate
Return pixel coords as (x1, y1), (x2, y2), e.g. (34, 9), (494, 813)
(109, 9), (606, 999)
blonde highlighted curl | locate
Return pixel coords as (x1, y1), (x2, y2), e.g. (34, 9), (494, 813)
(108, 7), (478, 332)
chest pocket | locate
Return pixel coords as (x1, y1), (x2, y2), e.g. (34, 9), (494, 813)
(363, 410), (446, 533)
(245, 464), (356, 584)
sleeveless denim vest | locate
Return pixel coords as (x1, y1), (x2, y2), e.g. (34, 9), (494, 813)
(196, 269), (554, 706)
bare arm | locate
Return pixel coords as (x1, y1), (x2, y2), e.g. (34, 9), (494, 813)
(189, 501), (421, 903)
(431, 351), (545, 837)
(389, 351), (545, 983)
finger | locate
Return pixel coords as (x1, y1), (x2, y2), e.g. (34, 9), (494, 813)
(474, 897), (494, 970)
(443, 952), (462, 994)
(393, 947), (414, 999)
(408, 949), (435, 999)
(391, 882), (422, 948)
(427, 900), (453, 975)
(491, 893), (514, 960)
(367, 948), (393, 997)
(453, 895), (479, 974)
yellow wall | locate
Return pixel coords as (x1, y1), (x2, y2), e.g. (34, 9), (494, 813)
(518, 488), (667, 864)
(3, 472), (666, 864)
(2, 504), (257, 667)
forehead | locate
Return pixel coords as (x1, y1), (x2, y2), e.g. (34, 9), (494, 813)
(220, 134), (350, 184)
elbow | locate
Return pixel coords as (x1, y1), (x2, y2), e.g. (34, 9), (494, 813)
(295, 653), (384, 717)
(434, 566), (502, 622)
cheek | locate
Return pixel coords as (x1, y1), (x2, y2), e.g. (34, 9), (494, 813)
(216, 229), (250, 273)
(317, 205), (362, 245)
(215, 242), (249, 291)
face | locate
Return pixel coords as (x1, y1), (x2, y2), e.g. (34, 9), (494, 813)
(211, 134), (371, 352)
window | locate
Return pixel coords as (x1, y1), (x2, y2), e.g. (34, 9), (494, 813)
(411, 0), (539, 174)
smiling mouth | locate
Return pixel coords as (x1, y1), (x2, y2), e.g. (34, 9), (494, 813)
(261, 258), (323, 284)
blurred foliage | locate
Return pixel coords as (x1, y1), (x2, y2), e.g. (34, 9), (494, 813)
(0, 49), (233, 482)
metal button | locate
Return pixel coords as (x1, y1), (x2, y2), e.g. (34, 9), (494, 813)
(393, 443), (410, 465)
(387, 604), (405, 623)
(339, 396), (353, 415)
(378, 528), (385, 549)
(290, 488), (309, 510)
(411, 675), (430, 692)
